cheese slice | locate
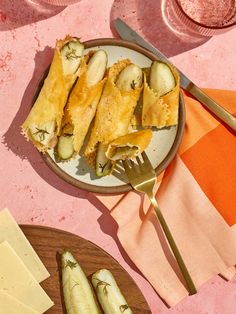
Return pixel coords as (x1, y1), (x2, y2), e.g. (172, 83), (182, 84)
(0, 208), (49, 283)
(0, 241), (54, 313)
(0, 290), (40, 314)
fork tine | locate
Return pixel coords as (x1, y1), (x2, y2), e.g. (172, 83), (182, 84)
(129, 159), (135, 167)
(130, 158), (142, 177)
(141, 151), (152, 167)
(136, 156), (142, 166)
(122, 160), (130, 172)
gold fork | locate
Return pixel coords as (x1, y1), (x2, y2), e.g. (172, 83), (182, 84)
(122, 151), (197, 295)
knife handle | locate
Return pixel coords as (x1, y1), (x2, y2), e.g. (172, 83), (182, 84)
(186, 83), (236, 131)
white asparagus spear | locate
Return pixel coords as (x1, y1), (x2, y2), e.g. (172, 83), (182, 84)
(62, 251), (101, 314)
(92, 269), (133, 314)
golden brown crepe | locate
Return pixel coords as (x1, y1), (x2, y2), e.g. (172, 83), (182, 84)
(21, 36), (82, 152)
(84, 59), (143, 167)
(141, 64), (180, 128)
(59, 51), (107, 158)
(106, 129), (152, 161)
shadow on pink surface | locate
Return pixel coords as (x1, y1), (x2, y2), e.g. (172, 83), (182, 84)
(0, 0), (65, 31)
(88, 194), (144, 273)
(110, 0), (210, 57)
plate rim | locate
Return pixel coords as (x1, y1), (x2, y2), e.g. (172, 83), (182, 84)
(40, 38), (186, 194)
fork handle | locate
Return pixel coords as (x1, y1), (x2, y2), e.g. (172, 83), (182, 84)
(148, 194), (197, 295)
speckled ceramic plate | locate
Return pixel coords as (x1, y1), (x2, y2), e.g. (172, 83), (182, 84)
(38, 38), (185, 194)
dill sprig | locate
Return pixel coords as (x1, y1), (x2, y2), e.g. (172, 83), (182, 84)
(71, 280), (80, 290)
(98, 162), (109, 173)
(93, 278), (111, 295)
(65, 42), (81, 61)
(66, 48), (81, 60)
(130, 80), (137, 90)
(65, 259), (77, 269)
(33, 128), (49, 142)
(120, 304), (129, 312)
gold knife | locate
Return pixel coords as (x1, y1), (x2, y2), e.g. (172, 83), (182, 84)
(114, 18), (236, 132)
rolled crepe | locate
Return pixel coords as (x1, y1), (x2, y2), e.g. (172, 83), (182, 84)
(106, 129), (152, 161)
(22, 36), (83, 152)
(84, 59), (143, 167)
(142, 64), (180, 128)
(57, 51), (107, 159)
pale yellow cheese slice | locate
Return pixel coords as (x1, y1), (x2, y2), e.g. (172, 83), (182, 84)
(0, 290), (40, 314)
(0, 241), (54, 313)
(0, 208), (49, 283)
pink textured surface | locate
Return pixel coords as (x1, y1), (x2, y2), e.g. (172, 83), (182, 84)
(0, 0), (235, 313)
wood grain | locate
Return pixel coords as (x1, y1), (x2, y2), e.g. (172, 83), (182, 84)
(21, 225), (151, 314)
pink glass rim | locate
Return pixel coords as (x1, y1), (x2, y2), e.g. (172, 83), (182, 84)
(40, 0), (80, 5)
(174, 0), (236, 31)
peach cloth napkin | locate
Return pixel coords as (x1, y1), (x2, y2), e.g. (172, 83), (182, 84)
(96, 89), (236, 306)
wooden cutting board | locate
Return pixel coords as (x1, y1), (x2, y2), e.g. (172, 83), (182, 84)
(21, 225), (151, 314)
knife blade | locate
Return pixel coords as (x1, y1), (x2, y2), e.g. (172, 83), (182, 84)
(114, 18), (236, 131)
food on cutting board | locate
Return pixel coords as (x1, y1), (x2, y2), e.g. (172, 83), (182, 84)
(22, 36), (180, 177)
(0, 241), (53, 313)
(61, 251), (133, 314)
(0, 208), (49, 282)
(0, 208), (138, 312)
(55, 49), (108, 161)
(22, 36), (84, 152)
(62, 251), (102, 314)
(0, 208), (54, 313)
(92, 268), (133, 314)
(0, 290), (40, 314)
(142, 60), (180, 128)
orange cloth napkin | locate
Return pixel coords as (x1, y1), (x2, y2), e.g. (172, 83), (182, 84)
(96, 89), (236, 306)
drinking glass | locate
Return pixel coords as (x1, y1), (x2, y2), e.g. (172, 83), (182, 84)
(38, 0), (80, 5)
(162, 0), (236, 38)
